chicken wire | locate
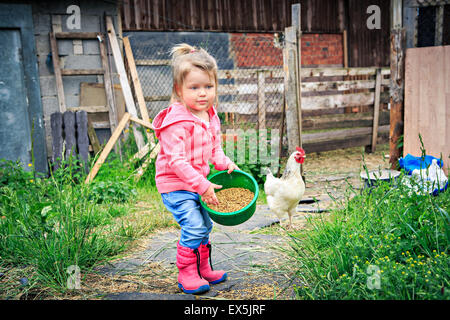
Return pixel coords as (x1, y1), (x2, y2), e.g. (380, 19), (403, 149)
(125, 31), (287, 168)
(125, 32), (286, 131)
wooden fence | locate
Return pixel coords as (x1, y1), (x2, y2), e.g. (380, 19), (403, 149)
(140, 64), (391, 154)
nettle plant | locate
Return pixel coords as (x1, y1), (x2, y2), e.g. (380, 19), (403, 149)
(217, 129), (281, 185)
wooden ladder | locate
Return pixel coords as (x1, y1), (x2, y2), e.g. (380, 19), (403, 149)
(49, 31), (119, 151)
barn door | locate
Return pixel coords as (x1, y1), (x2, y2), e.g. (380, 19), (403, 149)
(0, 29), (32, 167)
(0, 4), (47, 173)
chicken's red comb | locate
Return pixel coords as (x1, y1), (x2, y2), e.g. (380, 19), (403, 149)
(296, 146), (305, 153)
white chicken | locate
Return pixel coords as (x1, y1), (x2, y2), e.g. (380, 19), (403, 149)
(264, 147), (306, 229)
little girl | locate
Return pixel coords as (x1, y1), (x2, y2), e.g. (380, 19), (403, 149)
(152, 43), (239, 294)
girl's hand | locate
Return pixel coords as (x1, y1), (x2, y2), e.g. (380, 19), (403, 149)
(201, 183), (222, 206)
(227, 163), (240, 174)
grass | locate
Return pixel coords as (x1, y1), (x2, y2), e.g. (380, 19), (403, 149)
(286, 170), (449, 300)
(0, 129), (174, 299)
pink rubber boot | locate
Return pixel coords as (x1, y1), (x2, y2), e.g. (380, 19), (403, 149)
(199, 242), (227, 284)
(176, 242), (210, 294)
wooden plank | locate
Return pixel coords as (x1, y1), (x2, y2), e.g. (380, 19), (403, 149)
(105, 15), (145, 151)
(134, 143), (161, 181)
(301, 92), (378, 110)
(49, 32), (66, 112)
(129, 116), (153, 130)
(63, 111), (76, 159)
(68, 106), (109, 113)
(257, 71), (266, 129)
(98, 33), (119, 147)
(54, 32), (102, 39)
(123, 36), (155, 145)
(303, 111), (390, 131)
(87, 117), (101, 155)
(60, 69), (105, 76)
(371, 68), (382, 152)
(404, 46), (449, 175)
(50, 112), (63, 170)
(303, 130), (389, 154)
(135, 59), (171, 66)
(85, 112), (131, 183)
(301, 79), (389, 92)
(404, 47), (420, 161)
(303, 125), (390, 144)
(75, 111), (89, 174)
(301, 67), (390, 78)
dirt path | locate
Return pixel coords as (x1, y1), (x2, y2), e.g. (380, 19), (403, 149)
(71, 144), (390, 300)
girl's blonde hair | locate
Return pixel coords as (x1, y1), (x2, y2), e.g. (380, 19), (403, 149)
(170, 43), (219, 108)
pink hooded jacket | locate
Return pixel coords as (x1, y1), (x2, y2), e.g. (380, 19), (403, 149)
(153, 102), (232, 195)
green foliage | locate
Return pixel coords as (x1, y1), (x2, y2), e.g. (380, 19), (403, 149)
(288, 173), (450, 300)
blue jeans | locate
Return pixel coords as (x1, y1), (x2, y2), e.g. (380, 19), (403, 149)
(161, 190), (213, 249)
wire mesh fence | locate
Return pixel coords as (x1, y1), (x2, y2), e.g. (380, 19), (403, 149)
(125, 32), (286, 134)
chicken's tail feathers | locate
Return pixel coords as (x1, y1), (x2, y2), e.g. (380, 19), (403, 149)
(264, 167), (273, 176)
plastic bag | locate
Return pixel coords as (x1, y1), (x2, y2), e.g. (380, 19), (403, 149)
(399, 154), (448, 196)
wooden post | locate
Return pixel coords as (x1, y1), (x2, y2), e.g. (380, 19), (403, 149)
(283, 26), (300, 155)
(292, 3), (303, 150)
(370, 68), (382, 153)
(257, 71), (266, 130)
(343, 30), (348, 68)
(389, 0), (406, 169)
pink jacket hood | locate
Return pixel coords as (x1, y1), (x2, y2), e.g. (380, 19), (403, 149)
(153, 102), (232, 195)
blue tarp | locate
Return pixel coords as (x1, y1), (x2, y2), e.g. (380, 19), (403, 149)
(399, 154), (444, 174)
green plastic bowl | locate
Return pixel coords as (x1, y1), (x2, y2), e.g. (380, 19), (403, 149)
(200, 170), (259, 226)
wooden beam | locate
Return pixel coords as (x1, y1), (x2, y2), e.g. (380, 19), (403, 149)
(87, 117), (101, 155)
(257, 71), (266, 129)
(370, 68), (382, 153)
(49, 32), (66, 112)
(54, 32), (102, 39)
(60, 69), (105, 76)
(105, 16), (145, 151)
(135, 59), (171, 66)
(129, 116), (153, 130)
(283, 26), (301, 154)
(98, 32), (120, 154)
(123, 36), (155, 145)
(68, 106), (109, 113)
(389, 0), (406, 169)
(85, 112), (131, 183)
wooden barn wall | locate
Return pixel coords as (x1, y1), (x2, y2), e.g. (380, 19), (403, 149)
(347, 0), (391, 67)
(121, 0), (390, 67)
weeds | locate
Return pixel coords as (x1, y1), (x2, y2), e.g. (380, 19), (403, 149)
(0, 128), (169, 298)
(288, 172), (449, 300)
